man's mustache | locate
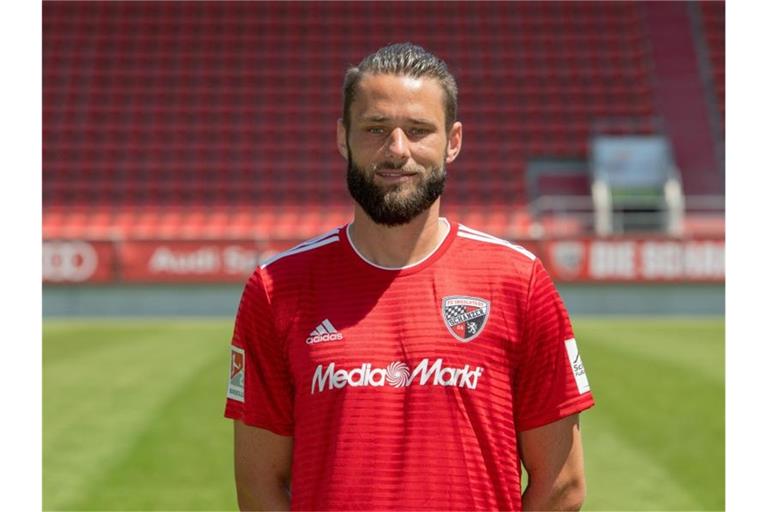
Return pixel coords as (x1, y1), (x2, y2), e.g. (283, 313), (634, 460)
(376, 161), (403, 170)
(374, 161), (420, 173)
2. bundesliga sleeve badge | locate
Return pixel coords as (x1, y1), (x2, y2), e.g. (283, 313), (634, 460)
(441, 296), (491, 342)
(227, 346), (245, 402)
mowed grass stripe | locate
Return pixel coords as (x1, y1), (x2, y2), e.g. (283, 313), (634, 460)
(68, 352), (238, 511)
(42, 319), (232, 366)
(581, 413), (698, 510)
(44, 326), (211, 444)
(43, 317), (724, 511)
(43, 321), (232, 510)
(574, 317), (724, 382)
(576, 319), (724, 510)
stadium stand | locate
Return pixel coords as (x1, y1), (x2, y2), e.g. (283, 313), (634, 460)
(43, 1), (724, 241)
(699, 0), (725, 132)
(643, 1), (722, 197)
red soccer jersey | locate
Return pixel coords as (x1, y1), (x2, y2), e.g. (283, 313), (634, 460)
(225, 219), (595, 510)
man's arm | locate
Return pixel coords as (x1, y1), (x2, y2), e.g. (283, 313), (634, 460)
(519, 414), (586, 511)
(234, 421), (293, 511)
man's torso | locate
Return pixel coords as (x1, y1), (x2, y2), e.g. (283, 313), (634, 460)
(264, 221), (532, 509)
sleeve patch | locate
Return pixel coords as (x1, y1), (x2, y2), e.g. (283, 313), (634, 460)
(565, 338), (591, 394)
(227, 346), (245, 402)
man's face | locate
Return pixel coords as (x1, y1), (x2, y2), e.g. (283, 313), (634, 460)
(338, 73), (462, 226)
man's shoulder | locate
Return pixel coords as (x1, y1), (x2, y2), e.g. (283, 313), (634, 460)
(454, 222), (537, 265)
(258, 226), (345, 276)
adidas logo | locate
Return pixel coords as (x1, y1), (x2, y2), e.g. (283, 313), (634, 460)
(305, 319), (344, 345)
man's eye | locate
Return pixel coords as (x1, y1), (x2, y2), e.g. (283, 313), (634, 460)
(409, 128), (430, 137)
(366, 127), (386, 134)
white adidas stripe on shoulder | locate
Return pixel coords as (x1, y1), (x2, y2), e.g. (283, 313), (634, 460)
(457, 224), (536, 261)
(260, 228), (341, 269)
(293, 228), (340, 249)
(457, 224), (507, 240)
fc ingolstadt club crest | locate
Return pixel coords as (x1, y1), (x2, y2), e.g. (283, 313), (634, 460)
(441, 296), (490, 342)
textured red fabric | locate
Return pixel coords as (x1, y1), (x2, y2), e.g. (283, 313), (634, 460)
(225, 220), (594, 510)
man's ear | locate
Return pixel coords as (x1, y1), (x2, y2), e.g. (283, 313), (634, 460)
(445, 121), (463, 164)
(336, 119), (348, 161)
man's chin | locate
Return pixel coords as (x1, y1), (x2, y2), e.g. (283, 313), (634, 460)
(381, 187), (415, 203)
(374, 176), (418, 191)
(346, 157), (446, 227)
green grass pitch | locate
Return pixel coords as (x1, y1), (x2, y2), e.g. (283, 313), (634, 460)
(43, 317), (724, 510)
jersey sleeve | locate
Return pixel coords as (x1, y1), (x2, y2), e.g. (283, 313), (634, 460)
(224, 268), (294, 435)
(513, 258), (595, 432)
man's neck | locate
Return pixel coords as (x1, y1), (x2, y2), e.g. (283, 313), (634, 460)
(348, 202), (448, 268)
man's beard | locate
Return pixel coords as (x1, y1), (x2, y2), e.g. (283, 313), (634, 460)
(346, 148), (447, 227)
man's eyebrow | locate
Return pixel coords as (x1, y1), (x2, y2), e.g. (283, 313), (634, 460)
(408, 118), (437, 127)
(360, 115), (391, 123)
(360, 115), (437, 127)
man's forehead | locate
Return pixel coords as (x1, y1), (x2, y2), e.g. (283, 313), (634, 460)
(355, 72), (443, 100)
(351, 73), (446, 123)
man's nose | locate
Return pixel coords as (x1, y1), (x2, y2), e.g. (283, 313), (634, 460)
(386, 128), (410, 161)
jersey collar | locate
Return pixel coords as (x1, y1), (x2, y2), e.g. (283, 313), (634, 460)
(342, 217), (457, 276)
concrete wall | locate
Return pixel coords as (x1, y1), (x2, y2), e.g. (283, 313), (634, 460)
(43, 283), (724, 318)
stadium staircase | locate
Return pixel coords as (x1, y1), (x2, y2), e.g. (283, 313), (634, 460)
(642, 1), (723, 196)
(694, 0), (725, 173)
(43, 1), (723, 241)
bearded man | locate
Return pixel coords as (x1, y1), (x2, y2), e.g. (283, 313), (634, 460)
(225, 42), (595, 511)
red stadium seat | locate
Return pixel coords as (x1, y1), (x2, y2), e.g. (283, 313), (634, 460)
(43, 0), (722, 239)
